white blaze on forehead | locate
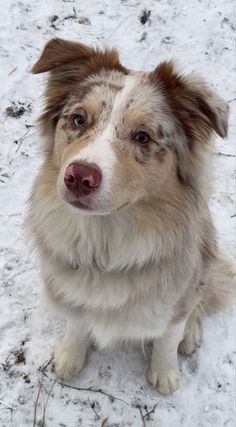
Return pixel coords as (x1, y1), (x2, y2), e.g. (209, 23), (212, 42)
(64, 74), (143, 193)
(110, 74), (142, 119)
(68, 126), (116, 193)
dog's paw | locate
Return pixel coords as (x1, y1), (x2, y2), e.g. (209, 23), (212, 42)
(178, 328), (201, 356)
(178, 335), (198, 356)
(179, 314), (202, 356)
(147, 367), (180, 395)
(54, 346), (85, 381)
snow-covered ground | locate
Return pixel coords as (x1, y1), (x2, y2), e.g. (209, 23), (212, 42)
(0, 0), (235, 426)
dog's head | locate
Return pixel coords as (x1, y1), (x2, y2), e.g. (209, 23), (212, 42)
(32, 38), (229, 214)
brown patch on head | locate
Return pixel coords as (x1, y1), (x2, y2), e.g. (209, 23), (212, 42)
(149, 61), (229, 187)
(150, 61), (229, 144)
(31, 38), (128, 146)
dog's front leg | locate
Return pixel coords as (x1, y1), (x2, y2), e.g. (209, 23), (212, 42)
(147, 320), (186, 395)
(54, 315), (89, 380)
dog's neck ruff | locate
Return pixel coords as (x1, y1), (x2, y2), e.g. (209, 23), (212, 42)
(59, 247), (155, 274)
(33, 190), (195, 273)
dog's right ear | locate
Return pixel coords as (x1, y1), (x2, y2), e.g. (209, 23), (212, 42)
(31, 39), (127, 145)
(31, 38), (95, 74)
(31, 38), (125, 76)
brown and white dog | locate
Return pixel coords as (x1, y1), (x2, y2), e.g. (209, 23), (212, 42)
(27, 38), (235, 395)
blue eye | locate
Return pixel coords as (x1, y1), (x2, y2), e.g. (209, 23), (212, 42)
(73, 115), (85, 127)
(134, 131), (150, 144)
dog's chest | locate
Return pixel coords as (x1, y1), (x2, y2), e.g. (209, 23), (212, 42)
(40, 205), (175, 345)
(43, 252), (173, 347)
(84, 301), (172, 347)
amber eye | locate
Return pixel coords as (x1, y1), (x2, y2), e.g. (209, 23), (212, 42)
(133, 131), (150, 144)
(72, 115), (86, 127)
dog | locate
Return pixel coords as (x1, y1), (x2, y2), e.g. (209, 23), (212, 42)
(27, 38), (235, 395)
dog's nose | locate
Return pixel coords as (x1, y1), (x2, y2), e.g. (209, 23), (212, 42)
(64, 162), (102, 196)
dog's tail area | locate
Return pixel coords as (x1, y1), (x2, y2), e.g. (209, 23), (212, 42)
(187, 254), (235, 334)
(198, 254), (235, 316)
(179, 254), (235, 355)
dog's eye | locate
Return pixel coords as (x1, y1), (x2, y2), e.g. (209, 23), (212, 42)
(73, 115), (86, 127)
(133, 131), (150, 144)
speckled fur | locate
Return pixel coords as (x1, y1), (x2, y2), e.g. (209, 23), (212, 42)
(27, 38), (235, 394)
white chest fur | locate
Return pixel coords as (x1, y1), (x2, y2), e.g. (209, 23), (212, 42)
(33, 194), (196, 347)
(42, 252), (173, 347)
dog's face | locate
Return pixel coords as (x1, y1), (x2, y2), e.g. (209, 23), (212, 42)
(32, 38), (229, 215)
(54, 70), (176, 214)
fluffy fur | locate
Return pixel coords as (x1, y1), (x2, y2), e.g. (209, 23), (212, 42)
(27, 38), (235, 395)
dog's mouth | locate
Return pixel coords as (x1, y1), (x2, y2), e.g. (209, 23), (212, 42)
(63, 193), (109, 214)
(58, 179), (131, 214)
(63, 195), (130, 215)
(69, 198), (93, 210)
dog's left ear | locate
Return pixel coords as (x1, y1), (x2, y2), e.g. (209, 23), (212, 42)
(150, 61), (229, 140)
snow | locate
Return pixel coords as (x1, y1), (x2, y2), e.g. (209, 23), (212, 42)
(0, 0), (235, 426)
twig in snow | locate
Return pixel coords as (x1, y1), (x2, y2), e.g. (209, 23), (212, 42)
(58, 382), (129, 406)
(138, 407), (146, 427)
(39, 357), (53, 373)
(33, 358), (53, 426)
(214, 152), (235, 158)
(25, 124), (35, 128)
(8, 67), (17, 76)
(15, 129), (31, 153)
(42, 378), (56, 426)
(33, 371), (44, 427)
(144, 403), (158, 419)
(88, 398), (100, 420)
(228, 97), (236, 103)
(101, 417), (109, 427)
